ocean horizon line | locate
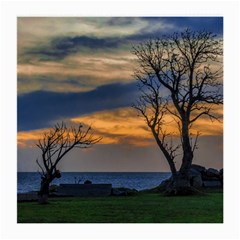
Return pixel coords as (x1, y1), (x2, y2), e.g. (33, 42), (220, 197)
(18, 171), (171, 174)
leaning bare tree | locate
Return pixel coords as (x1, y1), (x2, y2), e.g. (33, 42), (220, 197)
(36, 122), (101, 203)
(132, 29), (223, 195)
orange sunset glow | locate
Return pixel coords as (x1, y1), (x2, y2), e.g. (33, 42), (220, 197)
(18, 105), (223, 149)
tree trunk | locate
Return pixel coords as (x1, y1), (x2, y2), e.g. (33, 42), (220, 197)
(163, 119), (195, 195)
(151, 129), (177, 175)
(180, 118), (193, 176)
(38, 178), (50, 204)
(163, 172), (192, 195)
(38, 170), (61, 203)
(180, 150), (193, 177)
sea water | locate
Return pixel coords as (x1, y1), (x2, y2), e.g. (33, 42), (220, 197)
(17, 172), (171, 193)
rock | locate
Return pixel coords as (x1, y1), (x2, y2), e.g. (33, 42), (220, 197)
(191, 164), (206, 173)
(202, 176), (219, 181)
(189, 168), (203, 188)
(155, 177), (173, 192)
(191, 175), (203, 188)
(145, 178), (172, 193)
(203, 180), (222, 188)
(219, 168), (223, 186)
(219, 175), (223, 186)
(111, 187), (138, 196)
(126, 188), (138, 196)
(206, 168), (220, 178)
(111, 188), (127, 196)
(84, 180), (92, 184)
(159, 177), (172, 187)
(189, 168), (200, 176)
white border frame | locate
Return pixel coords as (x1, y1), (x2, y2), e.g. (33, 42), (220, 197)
(1, 1), (240, 239)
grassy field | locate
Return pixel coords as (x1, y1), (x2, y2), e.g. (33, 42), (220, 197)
(17, 191), (223, 223)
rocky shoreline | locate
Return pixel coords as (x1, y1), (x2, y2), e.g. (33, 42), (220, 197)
(189, 164), (223, 188)
(18, 165), (223, 202)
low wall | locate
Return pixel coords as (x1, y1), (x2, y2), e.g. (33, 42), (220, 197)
(56, 184), (112, 197)
(18, 192), (38, 202)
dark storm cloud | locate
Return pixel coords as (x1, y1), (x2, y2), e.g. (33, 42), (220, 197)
(22, 35), (121, 62)
(18, 82), (139, 131)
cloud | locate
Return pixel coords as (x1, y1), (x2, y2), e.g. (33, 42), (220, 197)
(18, 17), (223, 63)
(18, 103), (222, 147)
(17, 17), (180, 64)
(22, 35), (122, 62)
(71, 107), (154, 147)
(17, 49), (137, 94)
(17, 74), (103, 94)
(17, 17), (223, 95)
(17, 17), (152, 63)
(17, 17), (149, 41)
(17, 82), (139, 131)
(18, 129), (45, 148)
(17, 108), (155, 149)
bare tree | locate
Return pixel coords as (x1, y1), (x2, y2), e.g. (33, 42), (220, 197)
(133, 76), (180, 176)
(132, 29), (223, 194)
(36, 122), (101, 203)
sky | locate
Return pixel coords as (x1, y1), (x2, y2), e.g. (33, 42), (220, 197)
(17, 17), (223, 172)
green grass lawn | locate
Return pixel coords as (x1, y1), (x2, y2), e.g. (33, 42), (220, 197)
(17, 192), (223, 223)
